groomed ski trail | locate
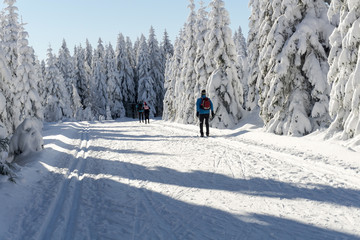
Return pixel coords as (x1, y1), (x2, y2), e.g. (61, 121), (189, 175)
(2, 119), (360, 240)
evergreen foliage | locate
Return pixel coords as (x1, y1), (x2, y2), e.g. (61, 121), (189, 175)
(164, 0), (244, 128)
(255, 0), (332, 136)
(327, 0), (360, 139)
(137, 35), (156, 117)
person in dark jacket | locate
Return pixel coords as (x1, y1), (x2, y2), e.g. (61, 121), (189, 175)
(143, 102), (150, 124)
(196, 89), (214, 137)
(136, 102), (144, 123)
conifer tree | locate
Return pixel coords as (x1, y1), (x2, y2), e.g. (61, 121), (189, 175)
(137, 35), (156, 117)
(1, 0), (43, 132)
(177, 0), (198, 124)
(125, 37), (137, 104)
(172, 28), (187, 122)
(15, 23), (43, 123)
(233, 26), (248, 109)
(163, 33), (185, 121)
(160, 30), (174, 60)
(327, 0), (360, 139)
(116, 34), (135, 105)
(57, 39), (82, 119)
(43, 47), (71, 121)
(205, 0), (244, 128)
(246, 0), (263, 111)
(73, 45), (93, 120)
(148, 26), (164, 116)
(194, 1), (209, 95)
(0, 47), (12, 134)
(105, 43), (124, 118)
(92, 38), (108, 117)
(259, 0), (332, 136)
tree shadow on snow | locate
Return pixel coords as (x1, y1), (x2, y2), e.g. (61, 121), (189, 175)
(20, 145), (360, 240)
(84, 159), (360, 210)
(90, 127), (196, 142)
(76, 158), (360, 240)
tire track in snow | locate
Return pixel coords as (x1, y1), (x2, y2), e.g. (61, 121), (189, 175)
(37, 123), (90, 240)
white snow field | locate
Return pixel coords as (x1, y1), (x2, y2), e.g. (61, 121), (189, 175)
(1, 115), (360, 240)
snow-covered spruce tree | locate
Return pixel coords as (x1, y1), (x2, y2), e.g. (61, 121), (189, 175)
(116, 33), (135, 107)
(0, 47), (12, 134)
(33, 55), (45, 108)
(83, 39), (94, 104)
(137, 35), (156, 117)
(57, 39), (82, 119)
(205, 0), (244, 129)
(0, 48), (12, 178)
(234, 26), (248, 65)
(15, 23), (43, 122)
(92, 38), (108, 118)
(105, 43), (125, 119)
(233, 26), (248, 109)
(126, 37), (136, 72)
(161, 29), (174, 60)
(163, 33), (185, 122)
(194, 1), (209, 101)
(160, 30), (174, 118)
(43, 46), (72, 122)
(327, 0), (360, 139)
(38, 60), (46, 105)
(1, 0), (21, 132)
(1, 0), (43, 132)
(259, 0), (333, 136)
(176, 0), (198, 124)
(246, 0), (264, 111)
(171, 28), (187, 122)
(148, 26), (165, 117)
(73, 45), (93, 120)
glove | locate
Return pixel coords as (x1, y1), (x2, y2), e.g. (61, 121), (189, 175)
(196, 112), (199, 117)
(211, 111), (215, 118)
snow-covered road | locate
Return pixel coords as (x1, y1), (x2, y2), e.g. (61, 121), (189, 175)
(1, 118), (360, 240)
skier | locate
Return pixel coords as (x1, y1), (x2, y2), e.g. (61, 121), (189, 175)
(196, 89), (214, 137)
(136, 102), (144, 123)
(144, 102), (150, 124)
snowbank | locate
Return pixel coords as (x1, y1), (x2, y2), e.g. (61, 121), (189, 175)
(7, 118), (44, 163)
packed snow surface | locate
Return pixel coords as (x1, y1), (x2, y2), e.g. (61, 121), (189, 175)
(1, 115), (360, 240)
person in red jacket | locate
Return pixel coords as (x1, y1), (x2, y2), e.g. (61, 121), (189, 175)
(143, 102), (150, 124)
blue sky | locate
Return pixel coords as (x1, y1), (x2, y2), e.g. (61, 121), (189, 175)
(1, 0), (250, 60)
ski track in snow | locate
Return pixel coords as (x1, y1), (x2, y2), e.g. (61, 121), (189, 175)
(1, 119), (360, 240)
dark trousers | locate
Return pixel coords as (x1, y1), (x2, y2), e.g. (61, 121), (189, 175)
(139, 112), (144, 122)
(144, 110), (150, 123)
(199, 114), (210, 136)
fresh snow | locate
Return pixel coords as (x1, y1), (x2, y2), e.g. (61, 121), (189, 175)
(1, 113), (360, 240)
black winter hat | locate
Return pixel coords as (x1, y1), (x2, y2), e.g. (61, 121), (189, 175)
(201, 89), (206, 95)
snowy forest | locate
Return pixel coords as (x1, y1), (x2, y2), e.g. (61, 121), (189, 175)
(163, 0), (360, 141)
(1, 0), (360, 168)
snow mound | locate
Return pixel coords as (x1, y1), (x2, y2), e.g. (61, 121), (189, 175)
(7, 118), (44, 163)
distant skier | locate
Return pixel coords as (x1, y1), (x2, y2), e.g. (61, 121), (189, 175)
(196, 89), (214, 137)
(136, 101), (144, 123)
(144, 102), (150, 124)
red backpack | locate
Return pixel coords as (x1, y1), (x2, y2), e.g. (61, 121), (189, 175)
(201, 97), (211, 110)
